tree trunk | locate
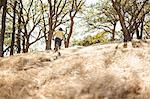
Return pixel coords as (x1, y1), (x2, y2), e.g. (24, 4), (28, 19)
(24, 37), (30, 53)
(64, 27), (68, 48)
(123, 31), (131, 42)
(22, 35), (26, 53)
(23, 24), (28, 53)
(0, 0), (7, 57)
(45, 41), (48, 50)
(24, 44), (29, 53)
(139, 15), (145, 39)
(136, 14), (145, 40)
(112, 21), (116, 41)
(136, 28), (140, 39)
(17, 0), (22, 53)
(66, 17), (74, 48)
(46, 5), (53, 50)
(112, 1), (131, 42)
(10, 1), (17, 55)
(118, 14), (131, 42)
(46, 29), (53, 50)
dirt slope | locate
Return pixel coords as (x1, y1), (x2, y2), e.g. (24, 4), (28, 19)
(0, 40), (150, 99)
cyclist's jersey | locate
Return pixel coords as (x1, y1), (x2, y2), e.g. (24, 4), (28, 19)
(53, 31), (64, 40)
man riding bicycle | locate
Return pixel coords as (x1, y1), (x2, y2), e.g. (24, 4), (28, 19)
(53, 27), (65, 52)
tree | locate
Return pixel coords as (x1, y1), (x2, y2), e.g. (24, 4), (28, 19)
(102, 1), (118, 41)
(111, 0), (149, 42)
(10, 1), (17, 55)
(65, 0), (84, 48)
(136, 1), (150, 39)
(20, 0), (44, 53)
(84, 1), (118, 41)
(0, 0), (7, 57)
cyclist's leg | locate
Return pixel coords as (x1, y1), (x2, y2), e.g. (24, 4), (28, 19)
(59, 39), (62, 49)
(54, 38), (62, 56)
(57, 39), (61, 56)
(54, 38), (59, 52)
(56, 42), (59, 51)
(55, 42), (61, 56)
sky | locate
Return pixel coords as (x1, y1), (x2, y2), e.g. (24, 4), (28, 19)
(85, 0), (98, 5)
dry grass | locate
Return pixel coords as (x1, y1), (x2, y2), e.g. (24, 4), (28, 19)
(0, 40), (150, 99)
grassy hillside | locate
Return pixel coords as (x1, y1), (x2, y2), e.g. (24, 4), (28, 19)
(0, 40), (150, 99)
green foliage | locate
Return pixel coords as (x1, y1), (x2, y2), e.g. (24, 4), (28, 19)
(4, 38), (11, 46)
(73, 31), (109, 46)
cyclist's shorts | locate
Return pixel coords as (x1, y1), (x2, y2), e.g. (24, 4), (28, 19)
(55, 37), (62, 47)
